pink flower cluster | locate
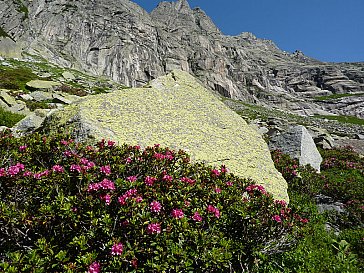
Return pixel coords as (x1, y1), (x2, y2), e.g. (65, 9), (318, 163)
(100, 193), (112, 205)
(144, 176), (157, 186)
(52, 165), (64, 173)
(88, 261), (101, 273)
(207, 205), (220, 218)
(214, 187), (222, 194)
(153, 150), (174, 161)
(88, 179), (116, 192)
(127, 176), (137, 182)
(180, 177), (195, 185)
(162, 174), (173, 182)
(111, 242), (123, 256)
(100, 165), (111, 175)
(19, 145), (27, 152)
(211, 169), (221, 177)
(107, 140), (115, 147)
(246, 184), (267, 194)
(70, 164), (82, 173)
(274, 200), (287, 207)
(147, 223), (161, 234)
(6, 163), (25, 177)
(171, 208), (184, 219)
(150, 201), (162, 213)
(272, 215), (282, 223)
(192, 211), (203, 222)
(33, 170), (50, 180)
(118, 188), (138, 206)
(220, 165), (229, 173)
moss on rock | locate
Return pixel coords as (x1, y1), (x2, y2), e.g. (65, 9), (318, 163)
(46, 70), (288, 201)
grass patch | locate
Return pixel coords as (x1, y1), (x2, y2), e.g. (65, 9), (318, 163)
(313, 114), (364, 126)
(24, 100), (55, 111)
(314, 93), (364, 101)
(0, 66), (39, 91)
(0, 106), (25, 127)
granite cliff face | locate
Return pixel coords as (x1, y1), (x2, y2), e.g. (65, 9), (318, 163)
(1, 0), (364, 117)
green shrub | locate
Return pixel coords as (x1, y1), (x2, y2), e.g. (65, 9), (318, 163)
(267, 149), (364, 272)
(0, 131), (306, 272)
(0, 106), (25, 127)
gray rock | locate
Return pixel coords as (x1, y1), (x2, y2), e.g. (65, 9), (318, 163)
(314, 194), (345, 214)
(12, 109), (54, 135)
(62, 71), (76, 81)
(26, 80), (61, 91)
(269, 125), (323, 171)
(19, 94), (34, 101)
(0, 90), (17, 106)
(44, 70), (290, 201)
(52, 94), (72, 105)
(29, 91), (53, 102)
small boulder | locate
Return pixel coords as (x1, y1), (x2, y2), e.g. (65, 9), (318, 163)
(26, 80), (61, 91)
(269, 125), (323, 171)
(29, 91), (53, 102)
(62, 71), (76, 81)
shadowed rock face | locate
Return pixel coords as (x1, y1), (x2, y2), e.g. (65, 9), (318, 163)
(45, 70), (289, 201)
(1, 0), (363, 117)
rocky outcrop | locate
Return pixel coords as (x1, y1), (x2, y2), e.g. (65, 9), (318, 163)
(269, 125), (323, 171)
(44, 70), (289, 201)
(1, 0), (363, 119)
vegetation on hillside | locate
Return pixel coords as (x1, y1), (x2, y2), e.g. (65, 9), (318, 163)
(0, 131), (307, 272)
(257, 148), (364, 272)
(0, 129), (362, 272)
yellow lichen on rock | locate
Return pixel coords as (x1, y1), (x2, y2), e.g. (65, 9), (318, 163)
(46, 70), (288, 201)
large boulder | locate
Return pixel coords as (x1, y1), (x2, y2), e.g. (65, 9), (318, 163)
(269, 125), (323, 171)
(45, 70), (289, 201)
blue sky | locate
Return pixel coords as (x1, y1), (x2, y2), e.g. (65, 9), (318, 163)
(132, 0), (364, 63)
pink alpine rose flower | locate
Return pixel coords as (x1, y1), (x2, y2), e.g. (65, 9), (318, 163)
(135, 196), (143, 203)
(147, 223), (161, 234)
(144, 176), (156, 186)
(88, 261), (101, 273)
(100, 179), (115, 190)
(207, 205), (220, 218)
(272, 215), (282, 223)
(19, 145), (27, 152)
(211, 169), (221, 177)
(70, 164), (81, 173)
(171, 209), (184, 219)
(100, 165), (111, 175)
(180, 177), (195, 185)
(192, 211), (203, 222)
(111, 242), (123, 256)
(100, 194), (111, 205)
(52, 165), (64, 173)
(162, 174), (173, 182)
(107, 140), (115, 147)
(127, 176), (137, 182)
(150, 201), (162, 213)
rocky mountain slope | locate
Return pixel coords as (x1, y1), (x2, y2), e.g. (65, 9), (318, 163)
(1, 0), (364, 118)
